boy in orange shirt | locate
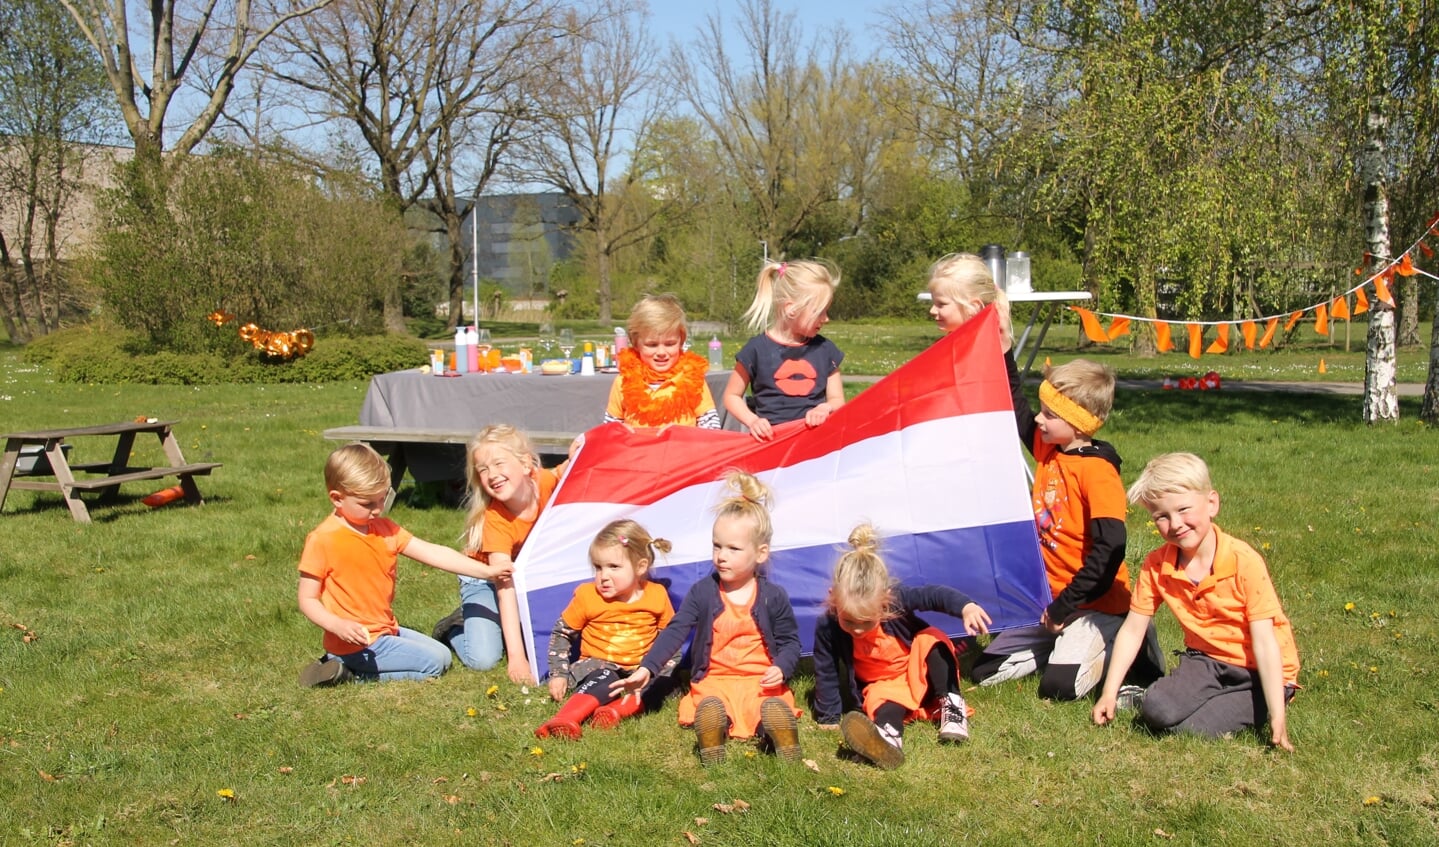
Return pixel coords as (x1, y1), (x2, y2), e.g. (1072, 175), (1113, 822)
(297, 442), (512, 686)
(971, 356), (1163, 699)
(1094, 453), (1299, 750)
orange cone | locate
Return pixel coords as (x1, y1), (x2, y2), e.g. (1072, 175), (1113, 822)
(1318, 358), (1327, 374)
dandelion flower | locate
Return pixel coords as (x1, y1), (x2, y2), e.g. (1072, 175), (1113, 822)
(1363, 796), (1382, 806)
(217, 788), (236, 801)
(530, 746), (545, 758)
(827, 786), (846, 796)
(1344, 602), (1355, 612)
(486, 685), (500, 697)
(466, 707), (478, 717)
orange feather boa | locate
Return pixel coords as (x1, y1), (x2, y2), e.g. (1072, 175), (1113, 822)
(616, 348), (711, 427)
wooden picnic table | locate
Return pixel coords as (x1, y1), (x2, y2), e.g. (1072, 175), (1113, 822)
(0, 420), (222, 523)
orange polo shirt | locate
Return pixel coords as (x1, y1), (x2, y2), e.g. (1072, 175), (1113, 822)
(560, 580), (675, 669)
(1132, 526), (1300, 684)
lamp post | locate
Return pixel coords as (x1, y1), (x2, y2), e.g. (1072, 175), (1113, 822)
(471, 197), (481, 330)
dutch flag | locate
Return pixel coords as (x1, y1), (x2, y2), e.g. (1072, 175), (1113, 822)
(514, 307), (1049, 680)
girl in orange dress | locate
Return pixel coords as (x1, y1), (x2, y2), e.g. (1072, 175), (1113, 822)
(811, 524), (993, 769)
(535, 519), (679, 739)
(614, 471), (802, 765)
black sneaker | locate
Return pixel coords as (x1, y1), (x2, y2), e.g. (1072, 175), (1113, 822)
(298, 656), (351, 688)
(840, 711), (905, 770)
(430, 606), (464, 645)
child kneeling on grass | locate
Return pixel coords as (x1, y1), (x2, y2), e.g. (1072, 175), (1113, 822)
(812, 523), (992, 770)
(296, 443), (511, 687)
(536, 519), (680, 739)
(1093, 452), (1300, 750)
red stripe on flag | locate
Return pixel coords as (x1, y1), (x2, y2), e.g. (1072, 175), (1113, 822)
(555, 307), (1013, 507)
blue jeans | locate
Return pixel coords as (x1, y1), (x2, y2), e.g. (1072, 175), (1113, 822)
(335, 627), (452, 682)
(447, 576), (504, 671)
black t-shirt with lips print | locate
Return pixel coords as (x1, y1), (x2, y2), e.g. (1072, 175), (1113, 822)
(734, 333), (845, 425)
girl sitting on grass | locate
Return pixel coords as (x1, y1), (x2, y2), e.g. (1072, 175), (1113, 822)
(614, 471), (803, 765)
(812, 523), (991, 769)
(536, 519), (679, 739)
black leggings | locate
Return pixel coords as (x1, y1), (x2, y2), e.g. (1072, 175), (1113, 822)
(873, 644), (959, 736)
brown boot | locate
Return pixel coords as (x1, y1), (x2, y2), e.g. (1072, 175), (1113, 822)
(693, 696), (729, 764)
(759, 697), (802, 761)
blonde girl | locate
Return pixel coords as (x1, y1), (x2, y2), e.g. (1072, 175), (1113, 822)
(432, 425), (562, 684)
(536, 519), (681, 739)
(605, 294), (721, 429)
(722, 260), (845, 441)
(927, 252), (1013, 350)
(811, 524), (992, 769)
(615, 471), (803, 764)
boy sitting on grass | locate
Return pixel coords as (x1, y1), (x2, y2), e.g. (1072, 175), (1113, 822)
(971, 356), (1163, 699)
(296, 442), (512, 686)
(1093, 452), (1299, 750)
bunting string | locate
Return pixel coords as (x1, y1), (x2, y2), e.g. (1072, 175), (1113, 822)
(1069, 211), (1439, 358)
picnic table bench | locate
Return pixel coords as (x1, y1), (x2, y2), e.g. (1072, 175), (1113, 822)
(321, 425), (577, 490)
(0, 420), (222, 523)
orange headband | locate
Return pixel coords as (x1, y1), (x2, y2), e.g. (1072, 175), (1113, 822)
(1038, 380), (1104, 436)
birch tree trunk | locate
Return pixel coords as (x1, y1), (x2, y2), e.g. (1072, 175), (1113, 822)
(1421, 282), (1439, 423)
(1360, 98), (1399, 423)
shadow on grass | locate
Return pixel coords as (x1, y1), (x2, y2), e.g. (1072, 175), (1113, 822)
(1, 492), (233, 522)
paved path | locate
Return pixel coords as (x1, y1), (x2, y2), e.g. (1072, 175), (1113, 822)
(845, 373), (1424, 396)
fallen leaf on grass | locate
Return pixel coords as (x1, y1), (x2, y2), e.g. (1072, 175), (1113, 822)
(432, 776), (448, 784)
(232, 713), (248, 720)
(278, 767), (294, 775)
(1153, 829), (1172, 839)
(693, 817), (709, 826)
(38, 770), (59, 782)
(712, 799), (750, 814)
(443, 794), (462, 805)
(339, 775), (366, 786)
(732, 799), (750, 812)
(244, 554), (256, 560)
(540, 772), (565, 783)
(802, 758), (820, 773)
(682, 832), (700, 845)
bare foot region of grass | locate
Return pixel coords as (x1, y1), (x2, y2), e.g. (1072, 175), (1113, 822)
(1, 346), (1436, 846)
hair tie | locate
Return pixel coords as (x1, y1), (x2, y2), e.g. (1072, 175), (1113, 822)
(776, 262), (787, 278)
(618, 534), (629, 547)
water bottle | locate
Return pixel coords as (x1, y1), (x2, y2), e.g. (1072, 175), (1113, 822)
(614, 327), (629, 351)
(708, 335), (723, 371)
(465, 325), (480, 373)
(453, 326), (469, 374)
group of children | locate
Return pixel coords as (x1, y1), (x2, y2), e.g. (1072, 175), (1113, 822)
(297, 254), (1301, 767)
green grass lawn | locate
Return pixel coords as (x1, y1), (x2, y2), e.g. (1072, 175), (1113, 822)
(2, 339), (1437, 846)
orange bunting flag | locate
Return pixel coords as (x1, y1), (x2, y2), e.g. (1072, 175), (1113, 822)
(1073, 307), (1110, 344)
(1155, 321), (1174, 353)
(1374, 274), (1394, 306)
(1331, 295), (1351, 320)
(1259, 318), (1279, 349)
(1106, 317), (1131, 340)
(1241, 321), (1257, 350)
(1422, 241), (1434, 259)
(1187, 323), (1203, 359)
(1205, 324), (1230, 354)
(1284, 310), (1304, 331)
(1396, 253), (1417, 277)
(1354, 287), (1370, 315)
(1318, 358), (1327, 374)
(1314, 304), (1329, 336)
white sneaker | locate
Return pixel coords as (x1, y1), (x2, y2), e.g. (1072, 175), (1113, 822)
(978, 650), (1038, 686)
(938, 692), (970, 743)
(1116, 684), (1146, 712)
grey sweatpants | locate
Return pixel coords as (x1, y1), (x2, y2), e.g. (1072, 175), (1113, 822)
(1140, 650), (1294, 738)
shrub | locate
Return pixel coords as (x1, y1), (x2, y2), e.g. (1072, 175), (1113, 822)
(24, 325), (428, 384)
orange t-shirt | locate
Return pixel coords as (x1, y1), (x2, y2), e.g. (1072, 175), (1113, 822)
(1030, 438), (1131, 615)
(298, 514), (414, 656)
(560, 581), (675, 669)
(1131, 526), (1300, 684)
(476, 467), (559, 562)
